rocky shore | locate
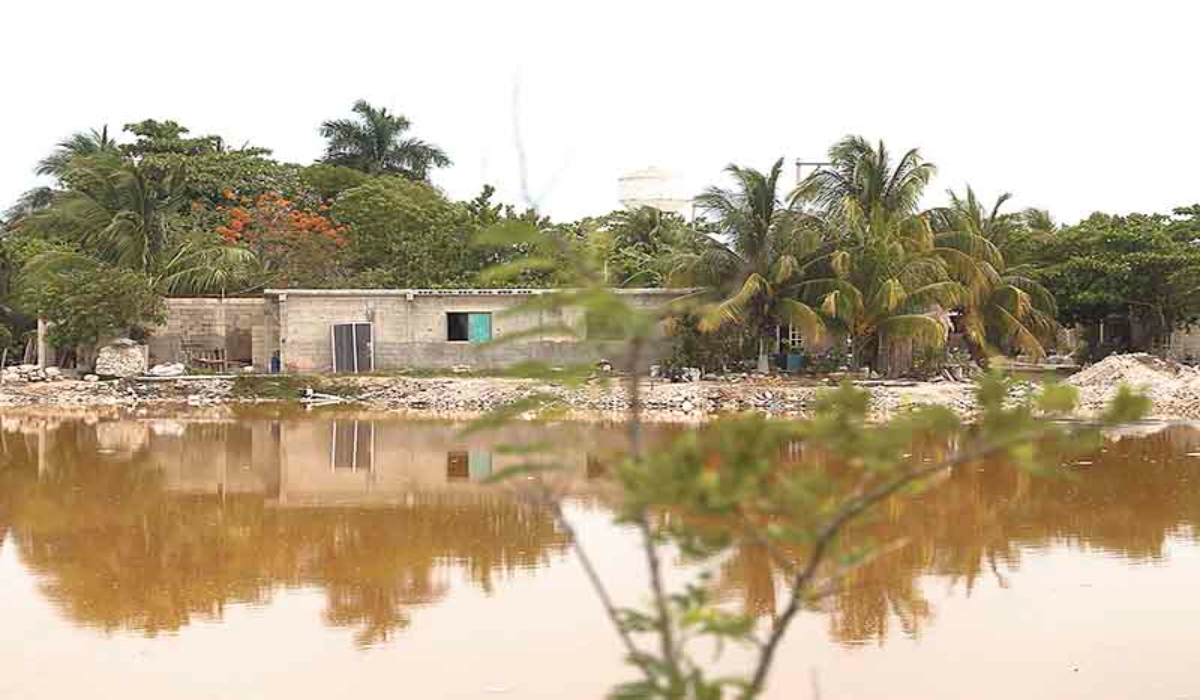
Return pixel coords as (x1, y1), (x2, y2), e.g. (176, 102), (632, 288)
(0, 371), (978, 422)
(0, 353), (1189, 423)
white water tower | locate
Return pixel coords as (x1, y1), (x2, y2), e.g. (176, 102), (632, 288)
(618, 167), (691, 218)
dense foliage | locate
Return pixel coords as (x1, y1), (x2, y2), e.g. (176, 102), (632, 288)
(1035, 207), (1200, 350)
(4, 107), (1200, 368)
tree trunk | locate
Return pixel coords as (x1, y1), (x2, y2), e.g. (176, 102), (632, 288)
(756, 336), (770, 374)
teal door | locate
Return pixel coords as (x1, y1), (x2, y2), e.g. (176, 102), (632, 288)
(467, 313), (492, 343)
(468, 451), (493, 480)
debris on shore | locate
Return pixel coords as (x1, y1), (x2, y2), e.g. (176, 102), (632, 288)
(0, 353), (1191, 422)
(1065, 353), (1200, 419)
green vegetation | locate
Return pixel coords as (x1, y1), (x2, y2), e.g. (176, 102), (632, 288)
(474, 221), (1150, 698)
(3, 103), (1200, 370)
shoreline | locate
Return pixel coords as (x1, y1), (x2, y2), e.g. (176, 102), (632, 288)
(0, 371), (1173, 423)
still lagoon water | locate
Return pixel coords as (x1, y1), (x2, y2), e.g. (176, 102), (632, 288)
(1, 409), (1198, 699)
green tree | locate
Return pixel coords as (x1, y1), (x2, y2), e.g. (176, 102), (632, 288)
(792, 135), (935, 221)
(600, 207), (705, 287)
(319, 100), (450, 181)
(930, 187), (1059, 361)
(18, 259), (163, 349)
(332, 177), (474, 287)
(477, 221), (1150, 699)
(801, 206), (962, 372)
(300, 164), (370, 200)
(1036, 207), (1200, 352)
(35, 126), (120, 178)
(23, 156), (259, 295)
(675, 159), (826, 372)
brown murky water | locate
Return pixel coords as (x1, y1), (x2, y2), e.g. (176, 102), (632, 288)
(2, 409), (1199, 699)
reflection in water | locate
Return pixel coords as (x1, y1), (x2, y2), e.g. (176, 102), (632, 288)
(0, 414), (632, 647)
(2, 412), (1200, 658)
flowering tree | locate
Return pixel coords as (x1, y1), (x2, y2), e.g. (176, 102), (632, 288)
(216, 191), (347, 288)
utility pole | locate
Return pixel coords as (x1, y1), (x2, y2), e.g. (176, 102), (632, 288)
(794, 159), (833, 185)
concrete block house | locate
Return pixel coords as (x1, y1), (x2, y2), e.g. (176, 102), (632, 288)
(143, 288), (681, 374)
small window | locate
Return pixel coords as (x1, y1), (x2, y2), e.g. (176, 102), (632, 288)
(447, 312), (492, 343)
(447, 451), (469, 480)
(446, 451), (493, 481)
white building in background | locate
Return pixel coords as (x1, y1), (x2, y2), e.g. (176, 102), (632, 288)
(618, 167), (692, 218)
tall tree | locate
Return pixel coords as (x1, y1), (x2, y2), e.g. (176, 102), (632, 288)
(23, 156), (258, 295)
(791, 136), (935, 222)
(800, 206), (963, 372)
(675, 159), (825, 372)
(319, 100), (450, 181)
(931, 187), (1059, 361)
(599, 207), (705, 287)
(792, 138), (967, 373)
(35, 126), (120, 179)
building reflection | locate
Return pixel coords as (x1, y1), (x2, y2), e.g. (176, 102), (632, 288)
(3, 414), (1200, 649)
(0, 413), (630, 646)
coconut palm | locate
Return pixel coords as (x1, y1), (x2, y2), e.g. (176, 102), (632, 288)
(602, 206), (705, 286)
(23, 157), (260, 296)
(791, 136), (936, 221)
(931, 187), (1058, 361)
(36, 126), (119, 179)
(800, 204), (963, 372)
(792, 137), (965, 373)
(319, 100), (450, 181)
(673, 159), (826, 372)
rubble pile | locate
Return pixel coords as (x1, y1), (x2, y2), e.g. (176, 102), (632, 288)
(1066, 353), (1200, 418)
(95, 340), (148, 378)
(1, 365), (66, 383)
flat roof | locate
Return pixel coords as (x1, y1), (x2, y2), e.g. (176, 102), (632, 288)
(263, 288), (691, 297)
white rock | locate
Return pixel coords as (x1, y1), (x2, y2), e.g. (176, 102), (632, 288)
(148, 362), (186, 377)
(84, 374), (100, 383)
(95, 339), (147, 378)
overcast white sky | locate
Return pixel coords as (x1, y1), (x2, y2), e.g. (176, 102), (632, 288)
(3, 0), (1197, 224)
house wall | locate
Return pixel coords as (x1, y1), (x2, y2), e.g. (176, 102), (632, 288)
(148, 298), (267, 368)
(274, 290), (676, 373)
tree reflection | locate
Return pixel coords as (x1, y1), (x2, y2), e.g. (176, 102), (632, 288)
(4, 415), (1200, 649)
(716, 425), (1200, 646)
(1, 417), (568, 646)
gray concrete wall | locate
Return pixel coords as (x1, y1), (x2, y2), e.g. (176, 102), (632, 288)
(274, 290), (677, 373)
(148, 298), (267, 368)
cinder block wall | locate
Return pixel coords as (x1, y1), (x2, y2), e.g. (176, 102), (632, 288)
(148, 298), (267, 367)
(277, 291), (675, 373)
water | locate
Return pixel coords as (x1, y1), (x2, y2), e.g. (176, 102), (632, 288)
(2, 409), (1199, 699)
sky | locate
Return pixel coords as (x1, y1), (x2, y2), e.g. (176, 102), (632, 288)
(3, 0), (1198, 225)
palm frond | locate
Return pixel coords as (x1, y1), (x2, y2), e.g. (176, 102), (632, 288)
(698, 272), (769, 332)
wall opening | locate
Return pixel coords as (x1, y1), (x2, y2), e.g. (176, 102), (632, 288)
(447, 312), (492, 343)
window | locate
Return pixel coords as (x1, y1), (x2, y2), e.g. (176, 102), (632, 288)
(446, 451), (469, 480)
(446, 450), (493, 481)
(331, 420), (374, 471)
(447, 312), (492, 343)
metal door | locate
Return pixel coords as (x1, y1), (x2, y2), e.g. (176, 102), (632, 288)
(331, 323), (373, 373)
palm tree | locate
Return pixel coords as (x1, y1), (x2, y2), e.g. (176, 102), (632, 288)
(602, 207), (704, 286)
(23, 157), (259, 295)
(674, 159), (825, 372)
(931, 187), (1058, 361)
(36, 126), (119, 179)
(319, 100), (450, 181)
(791, 136), (936, 221)
(792, 138), (967, 373)
(800, 205), (963, 372)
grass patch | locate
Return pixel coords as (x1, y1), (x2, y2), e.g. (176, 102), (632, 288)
(231, 375), (364, 399)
